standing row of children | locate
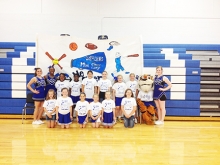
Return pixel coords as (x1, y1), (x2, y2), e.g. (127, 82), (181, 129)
(27, 67), (138, 129)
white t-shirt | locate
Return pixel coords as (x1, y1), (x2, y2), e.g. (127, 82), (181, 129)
(75, 101), (90, 116)
(89, 102), (102, 116)
(69, 81), (81, 96)
(55, 80), (70, 98)
(102, 99), (115, 113)
(121, 97), (137, 115)
(112, 82), (127, 97)
(82, 78), (97, 99)
(126, 80), (138, 97)
(97, 79), (112, 92)
(43, 99), (56, 115)
(137, 90), (153, 102)
(55, 97), (73, 115)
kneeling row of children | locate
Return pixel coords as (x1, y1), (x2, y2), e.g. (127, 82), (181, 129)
(43, 88), (137, 129)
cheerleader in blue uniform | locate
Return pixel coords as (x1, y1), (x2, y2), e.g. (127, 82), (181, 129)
(44, 66), (57, 97)
(102, 91), (116, 128)
(153, 66), (172, 125)
(27, 68), (46, 125)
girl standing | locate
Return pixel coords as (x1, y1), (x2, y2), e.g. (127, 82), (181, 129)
(112, 75), (127, 123)
(153, 66), (172, 125)
(102, 91), (116, 128)
(97, 71), (112, 102)
(44, 66), (57, 97)
(75, 92), (90, 128)
(43, 89), (56, 128)
(89, 94), (102, 128)
(126, 73), (139, 123)
(121, 89), (137, 128)
(69, 74), (81, 117)
(55, 73), (70, 98)
(27, 68), (46, 125)
(82, 70), (97, 103)
(56, 88), (73, 129)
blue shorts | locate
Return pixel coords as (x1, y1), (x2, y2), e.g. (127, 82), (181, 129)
(86, 98), (93, 103)
(58, 113), (71, 125)
(78, 115), (87, 124)
(115, 97), (123, 106)
(70, 95), (80, 104)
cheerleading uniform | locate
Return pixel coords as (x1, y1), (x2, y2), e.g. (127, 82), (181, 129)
(153, 75), (167, 101)
(45, 75), (57, 97)
(32, 76), (46, 101)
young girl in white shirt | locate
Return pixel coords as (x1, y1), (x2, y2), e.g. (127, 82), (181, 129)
(121, 89), (137, 128)
(112, 75), (127, 123)
(55, 73), (70, 98)
(102, 91), (116, 128)
(75, 92), (90, 128)
(89, 94), (102, 128)
(43, 89), (57, 128)
(56, 88), (73, 129)
(82, 70), (97, 103)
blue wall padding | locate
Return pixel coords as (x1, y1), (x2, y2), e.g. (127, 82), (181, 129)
(166, 108), (200, 116)
(0, 58), (35, 65)
(143, 59), (200, 68)
(0, 42), (35, 49)
(166, 92), (200, 100)
(143, 44), (220, 52)
(143, 48), (186, 53)
(14, 46), (28, 51)
(166, 100), (200, 108)
(0, 74), (34, 82)
(166, 75), (201, 83)
(0, 99), (26, 106)
(143, 53), (192, 59)
(0, 106), (34, 114)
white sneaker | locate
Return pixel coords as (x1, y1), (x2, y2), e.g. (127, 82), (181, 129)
(32, 120), (39, 125)
(38, 120), (44, 124)
(155, 121), (164, 125)
(134, 118), (138, 124)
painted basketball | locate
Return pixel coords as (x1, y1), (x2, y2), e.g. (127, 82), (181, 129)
(85, 43), (98, 50)
(69, 42), (78, 51)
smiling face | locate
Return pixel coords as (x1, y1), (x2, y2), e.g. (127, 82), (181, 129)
(59, 74), (65, 82)
(156, 66), (163, 76)
(87, 72), (93, 79)
(129, 74), (135, 81)
(49, 67), (55, 75)
(105, 91), (111, 99)
(93, 94), (99, 102)
(117, 75), (123, 83)
(80, 93), (86, 101)
(125, 89), (133, 98)
(61, 88), (68, 97)
(102, 71), (107, 79)
(35, 68), (42, 76)
(138, 75), (154, 92)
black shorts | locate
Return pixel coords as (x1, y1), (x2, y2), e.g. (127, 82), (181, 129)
(154, 94), (167, 101)
(99, 91), (106, 101)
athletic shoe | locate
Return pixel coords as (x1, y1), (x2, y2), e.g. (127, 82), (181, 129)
(155, 120), (161, 125)
(155, 121), (164, 125)
(38, 120), (44, 124)
(118, 118), (123, 123)
(32, 120), (39, 125)
(134, 118), (138, 124)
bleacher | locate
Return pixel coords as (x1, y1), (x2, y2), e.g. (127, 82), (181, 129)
(0, 42), (219, 116)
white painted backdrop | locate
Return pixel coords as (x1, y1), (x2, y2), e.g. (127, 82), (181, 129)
(0, 0), (220, 43)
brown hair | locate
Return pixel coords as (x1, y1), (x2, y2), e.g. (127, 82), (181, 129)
(34, 68), (41, 76)
(45, 89), (56, 100)
(124, 89), (134, 98)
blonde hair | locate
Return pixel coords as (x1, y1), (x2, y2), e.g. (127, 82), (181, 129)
(45, 89), (56, 100)
(156, 66), (163, 71)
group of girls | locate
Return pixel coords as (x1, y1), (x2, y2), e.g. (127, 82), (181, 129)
(27, 65), (172, 128)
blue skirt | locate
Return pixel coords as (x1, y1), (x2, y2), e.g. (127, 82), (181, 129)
(58, 113), (71, 125)
(85, 98), (93, 103)
(115, 97), (123, 106)
(70, 95), (80, 104)
(103, 111), (113, 126)
(78, 115), (87, 124)
(32, 87), (45, 101)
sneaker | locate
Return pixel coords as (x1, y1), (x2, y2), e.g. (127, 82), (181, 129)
(155, 120), (161, 125)
(155, 121), (164, 125)
(32, 120), (39, 125)
(118, 118), (123, 123)
(134, 118), (138, 124)
(38, 120), (44, 124)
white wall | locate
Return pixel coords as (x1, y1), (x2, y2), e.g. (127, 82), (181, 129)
(0, 0), (220, 43)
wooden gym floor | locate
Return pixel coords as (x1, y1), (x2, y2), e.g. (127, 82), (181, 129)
(0, 119), (220, 165)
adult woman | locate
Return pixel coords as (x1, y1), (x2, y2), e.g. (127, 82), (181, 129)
(44, 66), (57, 97)
(153, 66), (172, 125)
(27, 68), (46, 125)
